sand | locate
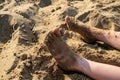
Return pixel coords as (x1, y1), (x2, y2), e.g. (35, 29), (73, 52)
(0, 0), (120, 80)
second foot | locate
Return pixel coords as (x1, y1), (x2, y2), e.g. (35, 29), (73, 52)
(65, 16), (97, 43)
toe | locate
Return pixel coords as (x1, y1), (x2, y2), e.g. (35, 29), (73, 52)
(51, 31), (57, 39)
(48, 31), (53, 38)
(45, 34), (55, 51)
(53, 28), (61, 37)
(46, 40), (56, 55)
(65, 16), (71, 24)
(44, 33), (49, 44)
(45, 34), (52, 47)
(65, 16), (73, 26)
(46, 31), (54, 43)
(45, 40), (50, 47)
(65, 16), (73, 29)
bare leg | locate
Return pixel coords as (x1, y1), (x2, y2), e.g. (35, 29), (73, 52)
(45, 28), (120, 80)
(65, 16), (120, 50)
(84, 59), (120, 80)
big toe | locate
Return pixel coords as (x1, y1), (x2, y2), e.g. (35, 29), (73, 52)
(65, 16), (75, 30)
(65, 16), (71, 23)
(53, 28), (62, 37)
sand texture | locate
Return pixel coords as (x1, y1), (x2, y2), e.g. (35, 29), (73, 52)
(0, 0), (120, 80)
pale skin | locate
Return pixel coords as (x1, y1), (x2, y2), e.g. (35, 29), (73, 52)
(44, 16), (120, 80)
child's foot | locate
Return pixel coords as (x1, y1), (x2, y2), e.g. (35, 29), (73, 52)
(65, 16), (97, 43)
(45, 28), (82, 71)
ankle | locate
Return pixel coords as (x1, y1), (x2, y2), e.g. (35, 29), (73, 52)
(76, 57), (92, 75)
(74, 56), (87, 72)
(91, 28), (106, 41)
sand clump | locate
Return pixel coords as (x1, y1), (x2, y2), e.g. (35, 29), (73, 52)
(0, 0), (120, 80)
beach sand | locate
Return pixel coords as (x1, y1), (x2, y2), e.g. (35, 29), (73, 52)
(0, 0), (120, 80)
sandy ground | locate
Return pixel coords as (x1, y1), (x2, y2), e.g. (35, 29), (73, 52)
(0, 0), (120, 80)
